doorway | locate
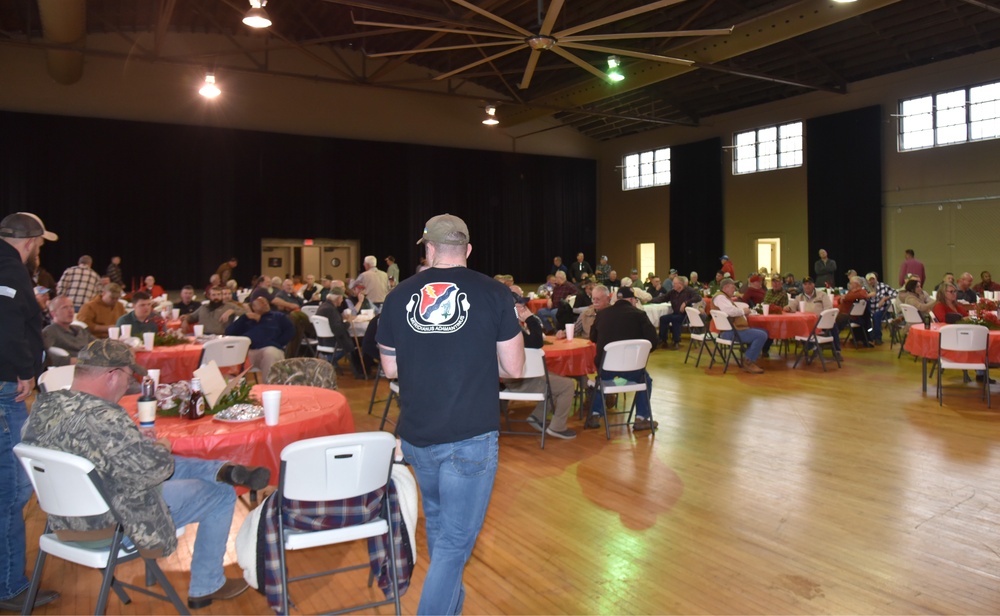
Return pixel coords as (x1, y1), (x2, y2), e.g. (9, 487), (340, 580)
(756, 238), (781, 276)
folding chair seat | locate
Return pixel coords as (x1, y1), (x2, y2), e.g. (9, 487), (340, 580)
(683, 307), (717, 367)
(277, 432), (402, 615)
(793, 308), (842, 371)
(936, 324), (991, 408)
(498, 348), (553, 448)
(592, 339), (653, 440)
(707, 310), (745, 373)
(897, 304), (926, 359)
(14, 443), (189, 615)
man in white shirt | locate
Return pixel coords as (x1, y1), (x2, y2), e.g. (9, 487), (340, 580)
(349, 255), (390, 305)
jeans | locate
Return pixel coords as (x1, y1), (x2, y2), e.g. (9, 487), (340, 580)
(872, 308), (887, 343)
(502, 373), (575, 431)
(535, 308), (559, 332)
(589, 369), (653, 419)
(401, 432), (498, 615)
(0, 382), (32, 601)
(658, 313), (686, 344)
(721, 327), (768, 362)
(161, 456), (236, 598)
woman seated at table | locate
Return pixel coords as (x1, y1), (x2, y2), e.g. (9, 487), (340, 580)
(932, 282), (968, 324)
(898, 278), (936, 319)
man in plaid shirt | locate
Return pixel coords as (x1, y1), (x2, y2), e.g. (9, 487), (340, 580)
(57, 255), (100, 310)
(865, 272), (897, 345)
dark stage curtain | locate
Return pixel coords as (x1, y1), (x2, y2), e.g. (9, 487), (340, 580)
(806, 106), (883, 283)
(0, 111), (596, 289)
(670, 137), (723, 279)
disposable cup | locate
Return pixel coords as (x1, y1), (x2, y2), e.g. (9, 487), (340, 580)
(147, 368), (160, 389)
(107, 326), (120, 340)
(171, 308), (180, 320)
(262, 390), (282, 426)
(143, 332), (155, 351)
(565, 324), (574, 341)
(193, 324), (205, 338)
(762, 304), (770, 315)
(120, 324), (132, 338)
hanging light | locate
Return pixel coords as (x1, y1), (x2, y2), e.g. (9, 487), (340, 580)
(482, 104), (499, 126)
(199, 73), (221, 98)
(607, 56), (624, 82)
(243, 0), (272, 28)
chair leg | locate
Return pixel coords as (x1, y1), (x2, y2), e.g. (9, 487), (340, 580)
(380, 388), (397, 431)
(21, 548), (46, 616)
(141, 560), (188, 615)
(95, 532), (126, 615)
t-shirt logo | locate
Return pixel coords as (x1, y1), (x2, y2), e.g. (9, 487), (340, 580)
(405, 282), (470, 333)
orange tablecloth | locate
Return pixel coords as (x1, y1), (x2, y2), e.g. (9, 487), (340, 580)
(903, 324), (1000, 363)
(121, 385), (355, 480)
(709, 312), (817, 338)
(528, 298), (549, 314)
(543, 336), (596, 376)
(134, 343), (203, 384)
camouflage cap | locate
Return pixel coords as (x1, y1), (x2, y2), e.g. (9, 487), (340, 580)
(78, 340), (148, 375)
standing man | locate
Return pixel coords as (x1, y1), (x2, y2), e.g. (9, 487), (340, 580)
(378, 214), (524, 615)
(898, 249), (925, 287)
(385, 255), (400, 287)
(0, 212), (59, 611)
(570, 252), (593, 284)
(349, 255), (391, 307)
(814, 249), (837, 287)
(57, 254), (101, 311)
(719, 255), (736, 280)
(216, 257), (238, 286)
(105, 256), (124, 286)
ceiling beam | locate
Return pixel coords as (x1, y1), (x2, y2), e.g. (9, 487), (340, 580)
(502, 0), (902, 127)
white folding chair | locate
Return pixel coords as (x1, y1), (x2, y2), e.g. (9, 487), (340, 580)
(37, 365), (75, 392)
(897, 303), (925, 359)
(71, 319), (88, 330)
(13, 443), (189, 615)
(308, 315), (337, 359)
(707, 310), (745, 373)
(277, 432), (401, 616)
(793, 308), (841, 371)
(197, 336), (250, 369)
(498, 348), (553, 448)
(594, 339), (653, 439)
(379, 381), (401, 433)
(683, 307), (717, 367)
(889, 297), (904, 349)
(300, 305), (319, 316)
(937, 324), (991, 408)
(845, 299), (868, 348)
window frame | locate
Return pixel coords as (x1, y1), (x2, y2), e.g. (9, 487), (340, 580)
(621, 147), (670, 191)
(898, 79), (1000, 151)
(732, 121), (803, 175)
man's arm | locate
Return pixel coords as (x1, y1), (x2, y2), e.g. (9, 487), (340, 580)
(497, 332), (525, 379)
(378, 344), (397, 378)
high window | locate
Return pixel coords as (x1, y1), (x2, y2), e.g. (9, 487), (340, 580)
(899, 81), (1000, 151)
(622, 148), (670, 190)
(733, 121), (803, 175)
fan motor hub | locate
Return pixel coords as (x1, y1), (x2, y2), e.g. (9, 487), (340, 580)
(526, 35), (556, 50)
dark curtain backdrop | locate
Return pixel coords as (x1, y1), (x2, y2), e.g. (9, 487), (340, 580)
(0, 111), (596, 289)
(670, 137), (723, 279)
(806, 105), (883, 283)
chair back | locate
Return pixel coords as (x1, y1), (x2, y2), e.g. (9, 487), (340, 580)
(900, 303), (924, 325)
(939, 324), (989, 353)
(38, 365), (75, 392)
(310, 315), (335, 338)
(267, 358), (338, 389)
(14, 443), (109, 518)
(301, 305), (319, 316)
(601, 339), (652, 372)
(47, 347), (70, 359)
(515, 348), (547, 380)
(280, 432), (395, 502)
(71, 319), (88, 330)
(710, 310), (733, 332)
(198, 336), (251, 368)
(685, 306), (706, 328)
(816, 308), (839, 330)
(849, 299), (867, 316)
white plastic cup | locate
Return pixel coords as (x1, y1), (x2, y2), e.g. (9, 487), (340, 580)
(120, 324), (131, 338)
(970, 310), (977, 319)
(762, 304), (770, 315)
(107, 326), (120, 340)
(193, 324), (205, 338)
(565, 324), (574, 341)
(147, 368), (160, 389)
(262, 390), (282, 426)
(143, 332), (155, 351)
(171, 308), (180, 320)
(799, 300), (805, 313)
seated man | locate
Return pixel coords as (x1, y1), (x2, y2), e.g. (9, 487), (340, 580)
(584, 287), (659, 431)
(536, 271), (577, 333)
(794, 277), (841, 354)
(556, 284), (610, 340)
(760, 276), (790, 355)
(183, 286), (243, 335)
(898, 278), (936, 320)
(77, 282), (126, 339)
(973, 270), (1000, 295)
(43, 295), (96, 365)
(225, 297), (295, 379)
(502, 295), (576, 439)
(713, 278), (768, 374)
(297, 274), (322, 303)
(620, 276), (651, 303)
(175, 285), (199, 317)
(275, 279), (304, 311)
(605, 270), (621, 295)
(116, 291), (162, 337)
(707, 270), (728, 296)
(35, 286), (52, 328)
(20, 340), (268, 609)
(315, 287), (366, 379)
(646, 277), (668, 302)
(865, 272), (897, 345)
(204, 273), (221, 296)
(783, 273), (803, 298)
(956, 272), (978, 304)
(838, 276), (874, 347)
(535, 275), (555, 299)
(657, 276), (701, 349)
(738, 275), (766, 307)
(138, 275), (166, 299)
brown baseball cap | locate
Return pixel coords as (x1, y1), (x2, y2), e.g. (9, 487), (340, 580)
(416, 214), (469, 245)
(0, 212), (58, 241)
(77, 340), (147, 376)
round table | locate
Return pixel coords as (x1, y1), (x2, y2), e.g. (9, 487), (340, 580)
(527, 298), (549, 314)
(134, 343), (203, 384)
(121, 385), (355, 480)
(708, 311), (817, 339)
(641, 303), (672, 328)
(542, 336), (596, 376)
(904, 324), (1000, 363)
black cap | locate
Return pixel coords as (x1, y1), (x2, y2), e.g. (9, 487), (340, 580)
(0, 212), (58, 241)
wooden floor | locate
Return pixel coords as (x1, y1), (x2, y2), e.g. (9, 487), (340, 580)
(21, 334), (1000, 615)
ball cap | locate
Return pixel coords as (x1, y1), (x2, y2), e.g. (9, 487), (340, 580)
(0, 212), (58, 241)
(618, 287), (635, 299)
(77, 339), (147, 376)
(416, 214), (469, 245)
(720, 277), (737, 289)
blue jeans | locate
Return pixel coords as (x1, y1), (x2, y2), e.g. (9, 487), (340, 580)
(161, 456), (236, 598)
(535, 308), (559, 332)
(401, 432), (498, 615)
(0, 382), (32, 601)
(590, 369), (653, 419)
(721, 327), (768, 362)
(659, 313), (686, 344)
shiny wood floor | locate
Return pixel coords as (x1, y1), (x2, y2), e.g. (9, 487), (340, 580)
(22, 336), (1000, 614)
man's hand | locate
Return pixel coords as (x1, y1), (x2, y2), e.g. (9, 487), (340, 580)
(155, 437), (173, 452)
(15, 377), (34, 402)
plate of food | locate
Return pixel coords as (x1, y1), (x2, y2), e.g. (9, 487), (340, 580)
(212, 403), (265, 422)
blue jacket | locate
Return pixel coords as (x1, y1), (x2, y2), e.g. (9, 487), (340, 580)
(225, 310), (294, 351)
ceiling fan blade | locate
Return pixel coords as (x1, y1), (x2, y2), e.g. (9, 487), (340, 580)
(448, 0), (534, 37)
(519, 49), (542, 89)
(367, 41), (521, 59)
(561, 27), (735, 42)
(538, 0), (565, 36)
(433, 44), (527, 81)
(549, 46), (615, 83)
(353, 18), (524, 40)
(556, 0), (686, 38)
(329, 0), (508, 33)
(560, 41), (694, 67)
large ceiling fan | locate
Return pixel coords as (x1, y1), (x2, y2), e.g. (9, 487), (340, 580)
(345, 0), (734, 90)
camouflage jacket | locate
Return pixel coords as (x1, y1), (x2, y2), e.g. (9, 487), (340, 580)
(21, 390), (178, 557)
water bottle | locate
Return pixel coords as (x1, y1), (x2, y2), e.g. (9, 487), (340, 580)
(137, 377), (157, 440)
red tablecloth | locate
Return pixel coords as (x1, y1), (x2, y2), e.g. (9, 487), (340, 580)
(121, 385), (355, 480)
(543, 336), (596, 376)
(903, 324), (1000, 363)
(528, 298), (549, 314)
(134, 343), (203, 384)
(709, 312), (817, 339)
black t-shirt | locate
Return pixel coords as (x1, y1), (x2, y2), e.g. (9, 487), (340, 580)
(377, 266), (521, 447)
